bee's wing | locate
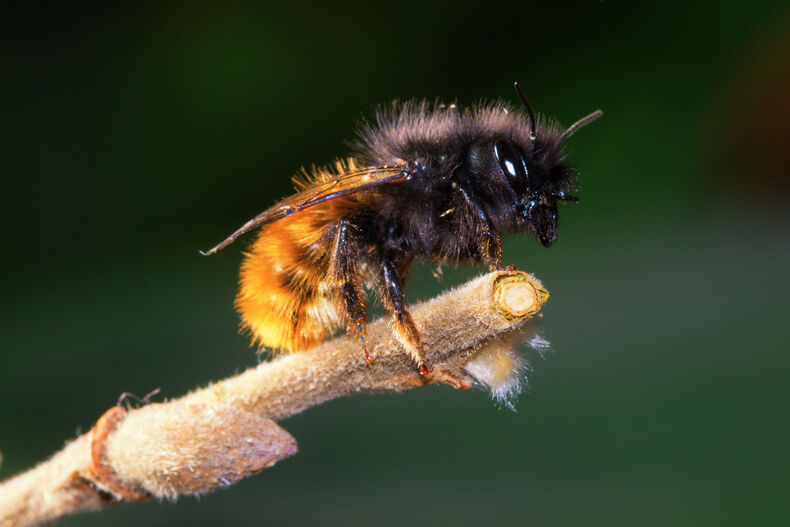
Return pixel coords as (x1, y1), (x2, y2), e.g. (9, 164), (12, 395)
(200, 165), (409, 255)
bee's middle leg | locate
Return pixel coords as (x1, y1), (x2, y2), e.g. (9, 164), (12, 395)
(379, 253), (429, 376)
(330, 220), (372, 364)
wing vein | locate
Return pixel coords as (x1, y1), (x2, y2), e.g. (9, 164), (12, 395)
(200, 164), (408, 255)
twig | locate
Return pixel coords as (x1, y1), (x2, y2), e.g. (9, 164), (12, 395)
(0, 270), (548, 527)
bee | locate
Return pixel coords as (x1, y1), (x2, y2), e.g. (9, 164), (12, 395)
(202, 82), (601, 376)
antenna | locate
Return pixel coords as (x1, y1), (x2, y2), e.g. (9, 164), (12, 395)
(513, 81), (537, 140)
(560, 109), (603, 141)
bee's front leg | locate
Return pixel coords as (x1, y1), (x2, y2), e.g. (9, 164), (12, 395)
(457, 187), (503, 270)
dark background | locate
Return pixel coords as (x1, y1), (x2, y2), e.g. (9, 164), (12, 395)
(2, 3), (789, 525)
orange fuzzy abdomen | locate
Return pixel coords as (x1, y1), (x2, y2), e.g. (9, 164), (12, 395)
(235, 202), (349, 354)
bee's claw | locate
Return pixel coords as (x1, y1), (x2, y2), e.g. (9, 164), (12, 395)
(364, 349), (374, 365)
(418, 364), (431, 377)
(430, 367), (473, 390)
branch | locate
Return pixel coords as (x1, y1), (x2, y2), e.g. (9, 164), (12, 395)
(0, 270), (548, 527)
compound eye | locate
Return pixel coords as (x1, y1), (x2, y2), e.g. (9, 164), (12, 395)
(494, 140), (528, 194)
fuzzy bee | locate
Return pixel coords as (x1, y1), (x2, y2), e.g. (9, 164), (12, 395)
(203, 83), (601, 375)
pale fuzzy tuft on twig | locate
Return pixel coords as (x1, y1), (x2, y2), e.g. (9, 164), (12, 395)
(464, 334), (522, 409)
(464, 324), (552, 409)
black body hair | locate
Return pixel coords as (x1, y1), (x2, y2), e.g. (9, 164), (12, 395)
(348, 99), (578, 261)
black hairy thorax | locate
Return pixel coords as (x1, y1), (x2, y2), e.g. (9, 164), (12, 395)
(349, 101), (575, 263)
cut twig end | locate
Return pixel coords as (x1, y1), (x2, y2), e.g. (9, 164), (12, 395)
(492, 271), (548, 320)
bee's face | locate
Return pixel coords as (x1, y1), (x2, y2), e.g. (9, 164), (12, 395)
(491, 139), (575, 247)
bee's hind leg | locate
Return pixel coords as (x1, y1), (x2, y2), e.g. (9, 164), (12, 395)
(339, 279), (372, 364)
(330, 220), (372, 364)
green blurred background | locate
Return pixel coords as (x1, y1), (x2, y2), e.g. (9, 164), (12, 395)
(2, 3), (789, 525)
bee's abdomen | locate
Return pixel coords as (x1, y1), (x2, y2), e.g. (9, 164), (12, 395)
(235, 209), (341, 354)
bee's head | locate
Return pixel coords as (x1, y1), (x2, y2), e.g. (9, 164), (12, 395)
(491, 82), (602, 247)
(492, 138), (575, 247)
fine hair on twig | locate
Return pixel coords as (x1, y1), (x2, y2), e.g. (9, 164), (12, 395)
(116, 388), (161, 410)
